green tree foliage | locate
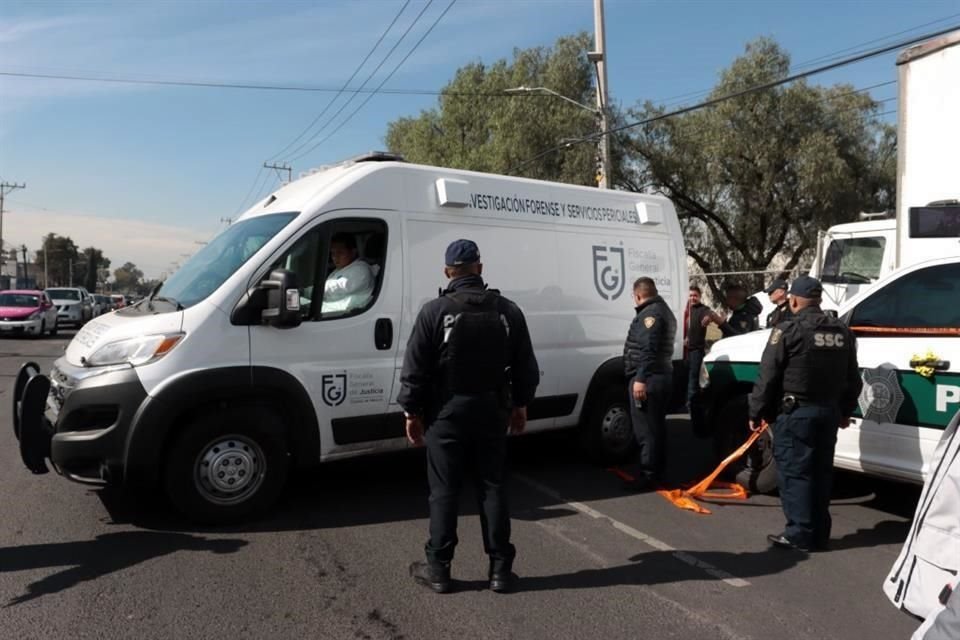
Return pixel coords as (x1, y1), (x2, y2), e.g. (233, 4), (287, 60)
(113, 262), (143, 293)
(34, 233), (79, 287)
(77, 247), (110, 292)
(386, 33), (618, 186)
(625, 37), (896, 296)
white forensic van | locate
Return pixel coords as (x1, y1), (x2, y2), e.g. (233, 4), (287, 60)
(13, 153), (687, 521)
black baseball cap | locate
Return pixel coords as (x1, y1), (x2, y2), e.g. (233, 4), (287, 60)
(445, 239), (481, 266)
(764, 278), (788, 294)
(789, 276), (823, 298)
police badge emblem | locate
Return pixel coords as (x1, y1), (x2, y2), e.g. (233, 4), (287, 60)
(858, 367), (905, 424)
(769, 328), (782, 345)
(644, 317), (656, 329)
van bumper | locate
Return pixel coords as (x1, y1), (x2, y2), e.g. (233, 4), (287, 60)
(16, 359), (147, 485)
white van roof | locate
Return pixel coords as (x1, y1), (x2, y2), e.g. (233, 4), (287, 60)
(238, 155), (675, 232)
(826, 218), (896, 235)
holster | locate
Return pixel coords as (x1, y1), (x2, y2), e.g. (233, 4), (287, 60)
(781, 395), (798, 415)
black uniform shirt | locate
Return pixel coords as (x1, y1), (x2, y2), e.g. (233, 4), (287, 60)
(719, 296), (762, 337)
(624, 295), (677, 381)
(766, 302), (794, 328)
(748, 306), (862, 423)
(397, 274), (540, 418)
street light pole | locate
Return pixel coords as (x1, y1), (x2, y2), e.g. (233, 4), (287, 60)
(591, 0), (612, 189)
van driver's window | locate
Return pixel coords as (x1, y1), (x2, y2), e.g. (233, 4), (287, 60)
(850, 263), (960, 330)
(271, 229), (322, 320)
(320, 221), (387, 320)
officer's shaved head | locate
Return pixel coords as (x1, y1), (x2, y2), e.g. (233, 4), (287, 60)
(633, 277), (658, 297)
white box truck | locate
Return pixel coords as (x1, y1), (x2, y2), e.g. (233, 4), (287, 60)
(698, 31), (960, 492)
(13, 154), (688, 522)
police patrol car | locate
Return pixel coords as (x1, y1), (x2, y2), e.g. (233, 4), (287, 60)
(700, 254), (960, 491)
(13, 153), (687, 522)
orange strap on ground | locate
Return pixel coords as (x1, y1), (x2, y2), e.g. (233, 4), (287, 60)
(656, 421), (769, 515)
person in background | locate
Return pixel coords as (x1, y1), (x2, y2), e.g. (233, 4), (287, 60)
(704, 283), (762, 337)
(684, 285), (711, 417)
(765, 278), (793, 328)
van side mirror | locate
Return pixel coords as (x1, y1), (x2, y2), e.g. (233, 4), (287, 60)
(260, 269), (302, 328)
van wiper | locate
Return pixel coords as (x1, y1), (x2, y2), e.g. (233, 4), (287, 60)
(147, 281), (164, 311)
(153, 296), (184, 311)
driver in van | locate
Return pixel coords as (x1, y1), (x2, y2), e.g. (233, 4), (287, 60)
(322, 233), (375, 314)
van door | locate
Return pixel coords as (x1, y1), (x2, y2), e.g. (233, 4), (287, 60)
(249, 212), (404, 458)
(838, 261), (960, 481)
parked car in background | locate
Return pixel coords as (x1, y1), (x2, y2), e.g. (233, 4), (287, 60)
(90, 295), (104, 317)
(95, 294), (114, 314)
(110, 294), (127, 309)
(47, 287), (93, 327)
(0, 290), (58, 337)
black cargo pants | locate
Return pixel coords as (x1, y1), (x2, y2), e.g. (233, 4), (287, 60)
(627, 372), (672, 482)
(424, 393), (515, 571)
(772, 404), (840, 549)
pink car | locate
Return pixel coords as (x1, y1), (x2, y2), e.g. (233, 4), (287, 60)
(0, 290), (59, 337)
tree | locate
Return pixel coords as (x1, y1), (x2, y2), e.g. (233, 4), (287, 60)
(114, 262), (143, 293)
(34, 233), (79, 287)
(386, 33), (627, 186)
(624, 38), (896, 298)
(77, 247), (110, 292)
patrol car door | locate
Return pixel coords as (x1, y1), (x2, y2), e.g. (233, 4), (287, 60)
(248, 213), (404, 458)
(838, 261), (960, 481)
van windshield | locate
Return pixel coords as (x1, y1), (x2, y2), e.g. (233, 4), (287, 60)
(157, 212), (298, 308)
(820, 236), (886, 284)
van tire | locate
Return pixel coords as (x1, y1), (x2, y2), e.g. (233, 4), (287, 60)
(582, 385), (636, 465)
(712, 394), (778, 494)
(163, 405), (289, 523)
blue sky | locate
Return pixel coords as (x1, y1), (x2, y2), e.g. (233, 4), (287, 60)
(1, 0), (958, 278)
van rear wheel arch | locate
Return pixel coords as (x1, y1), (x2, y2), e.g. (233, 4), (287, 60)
(578, 357), (635, 464)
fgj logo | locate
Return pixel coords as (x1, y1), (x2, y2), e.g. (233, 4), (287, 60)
(321, 373), (347, 407)
(592, 245), (626, 301)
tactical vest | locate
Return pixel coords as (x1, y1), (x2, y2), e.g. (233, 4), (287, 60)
(440, 289), (510, 395)
(782, 314), (853, 405)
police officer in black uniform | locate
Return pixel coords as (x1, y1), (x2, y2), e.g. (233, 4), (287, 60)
(704, 284), (762, 337)
(623, 277), (677, 490)
(764, 278), (793, 328)
(399, 239), (540, 594)
(748, 276), (862, 551)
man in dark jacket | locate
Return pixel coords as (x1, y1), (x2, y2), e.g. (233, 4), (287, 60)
(398, 239), (540, 594)
(623, 277), (677, 490)
(705, 284), (762, 337)
(765, 278), (793, 328)
(748, 276), (861, 551)
(684, 285), (711, 416)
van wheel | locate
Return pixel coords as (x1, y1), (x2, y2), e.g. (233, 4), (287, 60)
(582, 385), (636, 465)
(712, 394), (778, 494)
(164, 405), (289, 523)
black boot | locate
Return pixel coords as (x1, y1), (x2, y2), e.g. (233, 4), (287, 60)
(409, 561), (452, 594)
(489, 560), (518, 594)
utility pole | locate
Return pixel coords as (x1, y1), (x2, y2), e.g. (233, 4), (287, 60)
(20, 245), (28, 287)
(44, 244), (48, 289)
(0, 181), (26, 279)
(263, 161), (292, 184)
(68, 258), (72, 287)
(590, 0), (612, 189)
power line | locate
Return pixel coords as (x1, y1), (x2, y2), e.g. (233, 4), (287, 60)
(281, 0), (439, 162)
(651, 12), (960, 109)
(266, 0), (412, 162)
(287, 0), (458, 163)
(509, 24), (957, 175)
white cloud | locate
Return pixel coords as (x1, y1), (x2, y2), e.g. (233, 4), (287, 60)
(3, 204), (217, 280)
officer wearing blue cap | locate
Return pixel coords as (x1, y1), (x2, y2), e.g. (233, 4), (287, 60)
(399, 239), (540, 594)
(764, 278), (793, 328)
(748, 275), (862, 551)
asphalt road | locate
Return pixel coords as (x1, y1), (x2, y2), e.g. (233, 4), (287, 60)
(0, 332), (925, 639)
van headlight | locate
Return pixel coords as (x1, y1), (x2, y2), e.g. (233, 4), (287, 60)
(85, 333), (184, 367)
(699, 362), (711, 389)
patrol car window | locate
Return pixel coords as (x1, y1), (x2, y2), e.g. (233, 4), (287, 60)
(820, 237), (886, 284)
(850, 263), (960, 330)
(158, 212), (297, 309)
